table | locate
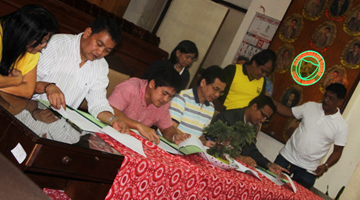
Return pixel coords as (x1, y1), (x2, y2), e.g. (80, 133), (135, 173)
(0, 92), (124, 200)
(0, 91), (321, 200)
(46, 131), (323, 200)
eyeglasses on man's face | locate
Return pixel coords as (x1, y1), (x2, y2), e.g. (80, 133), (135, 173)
(210, 84), (225, 96)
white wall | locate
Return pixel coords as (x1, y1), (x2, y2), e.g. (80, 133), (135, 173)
(155, 0), (228, 88)
(201, 7), (246, 70)
(221, 0), (291, 67)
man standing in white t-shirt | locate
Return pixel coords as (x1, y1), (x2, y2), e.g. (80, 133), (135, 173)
(274, 83), (348, 189)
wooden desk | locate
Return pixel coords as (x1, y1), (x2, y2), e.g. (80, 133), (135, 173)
(0, 92), (124, 200)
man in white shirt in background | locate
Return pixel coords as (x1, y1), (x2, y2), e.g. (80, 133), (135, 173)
(33, 17), (128, 133)
(274, 83), (348, 189)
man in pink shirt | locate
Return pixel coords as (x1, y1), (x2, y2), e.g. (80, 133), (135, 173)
(108, 64), (189, 144)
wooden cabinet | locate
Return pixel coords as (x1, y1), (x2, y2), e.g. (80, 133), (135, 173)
(86, 0), (130, 17)
(0, 94), (124, 200)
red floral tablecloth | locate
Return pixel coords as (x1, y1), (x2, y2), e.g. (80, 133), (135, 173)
(45, 132), (322, 200)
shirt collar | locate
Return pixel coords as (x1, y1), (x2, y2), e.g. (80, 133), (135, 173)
(139, 79), (155, 108)
(75, 33), (83, 66)
(192, 87), (210, 106)
(241, 64), (254, 81)
(242, 64), (248, 76)
(320, 103), (341, 119)
(176, 66), (185, 75)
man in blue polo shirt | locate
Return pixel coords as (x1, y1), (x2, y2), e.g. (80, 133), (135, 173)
(169, 65), (227, 147)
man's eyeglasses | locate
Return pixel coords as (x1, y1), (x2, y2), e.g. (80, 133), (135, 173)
(260, 67), (271, 77)
(210, 84), (225, 96)
(259, 109), (270, 122)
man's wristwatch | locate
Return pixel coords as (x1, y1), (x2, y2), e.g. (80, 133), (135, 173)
(108, 116), (119, 125)
(266, 162), (271, 169)
(324, 163), (329, 171)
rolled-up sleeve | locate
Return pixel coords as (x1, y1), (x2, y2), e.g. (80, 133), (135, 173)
(87, 64), (113, 118)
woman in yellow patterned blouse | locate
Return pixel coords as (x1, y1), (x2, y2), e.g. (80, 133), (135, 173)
(0, 4), (57, 98)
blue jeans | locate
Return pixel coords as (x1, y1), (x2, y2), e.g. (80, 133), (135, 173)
(274, 154), (316, 189)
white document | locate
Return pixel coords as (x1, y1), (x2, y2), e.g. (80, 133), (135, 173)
(256, 168), (297, 193)
(157, 136), (208, 155)
(11, 143), (27, 164)
(178, 136), (207, 152)
(64, 109), (101, 132)
(157, 140), (182, 155)
(101, 126), (146, 157)
(231, 159), (261, 180)
(53, 106), (69, 119)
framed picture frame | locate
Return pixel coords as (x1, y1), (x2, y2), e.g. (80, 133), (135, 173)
(279, 13), (303, 43)
(275, 44), (295, 73)
(303, 0), (326, 21)
(319, 64), (348, 93)
(343, 5), (360, 36)
(311, 21), (337, 50)
(341, 37), (360, 68)
(328, 0), (352, 18)
(280, 85), (303, 108)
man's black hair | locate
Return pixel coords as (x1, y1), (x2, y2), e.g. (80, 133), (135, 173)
(326, 83), (347, 99)
(248, 95), (277, 113)
(147, 62), (182, 93)
(90, 17), (122, 44)
(197, 65), (228, 86)
(249, 49), (277, 72)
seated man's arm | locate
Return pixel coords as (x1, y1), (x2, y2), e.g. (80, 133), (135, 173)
(112, 106), (159, 144)
(236, 155), (257, 168)
(97, 110), (129, 134)
(243, 143), (289, 174)
(35, 81), (66, 110)
(170, 95), (211, 146)
(161, 125), (190, 145)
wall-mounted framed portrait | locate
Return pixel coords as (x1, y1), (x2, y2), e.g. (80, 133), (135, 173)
(275, 44), (295, 73)
(343, 5), (360, 36)
(328, 0), (352, 19)
(319, 65), (348, 93)
(279, 13), (303, 43)
(280, 84), (303, 108)
(303, 0), (326, 21)
(311, 21), (337, 50)
(341, 37), (360, 68)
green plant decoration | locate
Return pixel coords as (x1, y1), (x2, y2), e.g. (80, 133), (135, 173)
(203, 120), (256, 159)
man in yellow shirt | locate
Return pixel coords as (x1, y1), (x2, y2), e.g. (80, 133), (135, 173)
(218, 49), (276, 110)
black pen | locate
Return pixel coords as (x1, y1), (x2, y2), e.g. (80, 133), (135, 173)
(65, 118), (83, 134)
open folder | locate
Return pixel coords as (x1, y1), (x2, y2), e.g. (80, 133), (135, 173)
(255, 166), (297, 193)
(158, 136), (207, 155)
(36, 99), (147, 157)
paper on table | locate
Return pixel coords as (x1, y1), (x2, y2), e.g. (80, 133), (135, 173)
(278, 173), (297, 193)
(178, 136), (207, 154)
(255, 167), (296, 193)
(231, 158), (261, 180)
(53, 106), (69, 119)
(64, 109), (101, 132)
(101, 126), (146, 157)
(158, 139), (182, 155)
